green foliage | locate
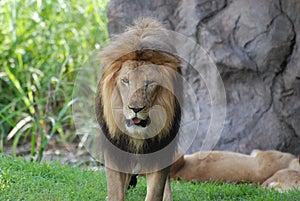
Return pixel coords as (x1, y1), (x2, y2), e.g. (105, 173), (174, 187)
(0, 155), (299, 200)
(0, 0), (109, 161)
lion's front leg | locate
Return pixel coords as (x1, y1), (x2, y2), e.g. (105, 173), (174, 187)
(145, 167), (170, 201)
(105, 167), (131, 201)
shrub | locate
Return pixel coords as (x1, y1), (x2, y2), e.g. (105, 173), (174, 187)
(0, 0), (109, 161)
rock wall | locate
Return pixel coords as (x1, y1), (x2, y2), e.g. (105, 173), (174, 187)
(106, 0), (300, 154)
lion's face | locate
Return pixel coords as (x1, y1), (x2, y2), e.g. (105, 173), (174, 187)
(113, 60), (175, 139)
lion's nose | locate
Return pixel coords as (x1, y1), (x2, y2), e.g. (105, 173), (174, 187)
(128, 106), (145, 113)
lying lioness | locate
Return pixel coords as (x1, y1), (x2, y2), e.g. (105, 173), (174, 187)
(262, 155), (300, 192)
(262, 169), (300, 192)
(170, 150), (296, 184)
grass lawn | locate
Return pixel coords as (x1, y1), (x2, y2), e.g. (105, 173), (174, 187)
(0, 155), (300, 201)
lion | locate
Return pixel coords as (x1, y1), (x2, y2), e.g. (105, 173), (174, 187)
(95, 18), (182, 201)
(262, 155), (300, 192)
(170, 150), (296, 184)
(262, 169), (300, 192)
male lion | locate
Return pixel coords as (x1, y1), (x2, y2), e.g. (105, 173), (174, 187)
(95, 18), (181, 201)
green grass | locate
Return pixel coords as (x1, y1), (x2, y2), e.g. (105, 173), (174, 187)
(0, 0), (109, 160)
(0, 155), (107, 200)
(0, 155), (299, 201)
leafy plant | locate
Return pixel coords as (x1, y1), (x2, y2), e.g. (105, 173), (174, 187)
(0, 0), (109, 161)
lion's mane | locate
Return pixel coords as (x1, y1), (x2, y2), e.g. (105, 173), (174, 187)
(95, 18), (181, 154)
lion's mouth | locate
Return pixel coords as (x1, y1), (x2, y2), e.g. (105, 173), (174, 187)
(126, 117), (150, 127)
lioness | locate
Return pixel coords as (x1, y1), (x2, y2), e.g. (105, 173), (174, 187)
(170, 150), (295, 183)
(262, 155), (300, 192)
(95, 18), (181, 201)
(262, 169), (300, 192)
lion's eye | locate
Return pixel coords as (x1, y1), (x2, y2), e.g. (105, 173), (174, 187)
(145, 80), (155, 88)
(121, 78), (129, 85)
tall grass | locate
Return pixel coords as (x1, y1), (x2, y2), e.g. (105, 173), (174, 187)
(0, 0), (109, 161)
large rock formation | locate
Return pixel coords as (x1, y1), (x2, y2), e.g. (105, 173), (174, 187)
(106, 0), (300, 154)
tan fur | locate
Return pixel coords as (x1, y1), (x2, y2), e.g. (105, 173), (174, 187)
(98, 19), (177, 70)
(262, 169), (300, 192)
(114, 60), (177, 150)
(105, 167), (132, 200)
(170, 150), (295, 184)
(260, 155), (300, 192)
(96, 18), (181, 201)
(170, 154), (185, 179)
(288, 156), (300, 171)
(98, 20), (180, 150)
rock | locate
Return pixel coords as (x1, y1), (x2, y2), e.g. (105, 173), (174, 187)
(106, 0), (300, 155)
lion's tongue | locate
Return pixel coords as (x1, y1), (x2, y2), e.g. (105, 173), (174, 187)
(132, 118), (141, 124)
